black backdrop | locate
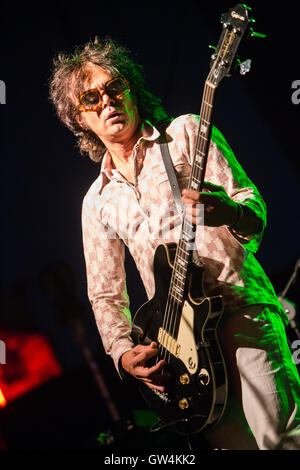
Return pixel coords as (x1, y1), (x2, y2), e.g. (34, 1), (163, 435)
(0, 0), (299, 451)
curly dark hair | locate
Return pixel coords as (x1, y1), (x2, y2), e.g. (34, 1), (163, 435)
(49, 37), (171, 162)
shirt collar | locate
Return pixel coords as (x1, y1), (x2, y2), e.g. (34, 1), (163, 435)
(140, 120), (160, 142)
(98, 121), (161, 194)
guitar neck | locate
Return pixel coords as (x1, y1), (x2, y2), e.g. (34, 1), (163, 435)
(159, 1), (252, 346)
(189, 81), (216, 193)
(167, 81), (216, 309)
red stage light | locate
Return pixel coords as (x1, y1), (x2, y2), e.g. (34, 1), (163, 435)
(0, 331), (62, 404)
(0, 388), (6, 407)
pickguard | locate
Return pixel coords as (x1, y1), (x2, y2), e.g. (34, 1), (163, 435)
(157, 300), (198, 374)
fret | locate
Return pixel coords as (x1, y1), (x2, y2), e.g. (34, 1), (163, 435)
(194, 157), (204, 167)
(194, 160), (204, 172)
(172, 284), (184, 295)
(190, 180), (198, 190)
(196, 146), (207, 154)
(205, 82), (216, 91)
(181, 233), (195, 246)
(201, 118), (210, 126)
(176, 265), (187, 276)
(190, 174), (201, 184)
(183, 218), (194, 229)
(203, 100), (212, 108)
(191, 166), (202, 176)
(179, 235), (193, 247)
(169, 290), (183, 304)
(200, 124), (208, 134)
(182, 230), (195, 243)
(173, 271), (186, 285)
(174, 271), (185, 285)
(176, 256), (187, 268)
(170, 290), (183, 302)
(181, 240), (194, 252)
(194, 155), (204, 164)
(172, 283), (184, 294)
(177, 244), (189, 258)
(174, 259), (188, 272)
(200, 113), (210, 127)
(195, 149), (206, 157)
(170, 291), (183, 305)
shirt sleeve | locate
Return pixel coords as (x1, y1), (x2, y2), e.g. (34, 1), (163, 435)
(182, 114), (266, 253)
(81, 191), (134, 374)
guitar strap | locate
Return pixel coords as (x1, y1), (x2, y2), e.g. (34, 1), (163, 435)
(159, 132), (185, 222)
(159, 132), (204, 268)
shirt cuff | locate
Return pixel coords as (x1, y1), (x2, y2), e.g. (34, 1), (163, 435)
(228, 199), (266, 253)
(111, 338), (135, 379)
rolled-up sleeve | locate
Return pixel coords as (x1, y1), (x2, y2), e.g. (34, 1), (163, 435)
(81, 192), (134, 373)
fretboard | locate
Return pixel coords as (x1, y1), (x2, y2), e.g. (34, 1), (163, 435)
(171, 81), (216, 302)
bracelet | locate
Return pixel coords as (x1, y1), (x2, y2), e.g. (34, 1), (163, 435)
(230, 203), (243, 229)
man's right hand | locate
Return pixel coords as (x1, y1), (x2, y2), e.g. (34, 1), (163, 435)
(121, 342), (169, 392)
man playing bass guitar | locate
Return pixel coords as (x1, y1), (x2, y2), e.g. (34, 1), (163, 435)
(49, 37), (300, 450)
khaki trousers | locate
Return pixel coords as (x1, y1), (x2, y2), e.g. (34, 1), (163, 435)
(205, 304), (300, 450)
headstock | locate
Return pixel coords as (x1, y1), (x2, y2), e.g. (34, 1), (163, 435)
(207, 4), (265, 87)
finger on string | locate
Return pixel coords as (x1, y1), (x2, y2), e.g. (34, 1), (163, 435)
(134, 358), (165, 378)
(182, 188), (201, 201)
(134, 347), (159, 365)
(146, 359), (166, 376)
(138, 371), (170, 384)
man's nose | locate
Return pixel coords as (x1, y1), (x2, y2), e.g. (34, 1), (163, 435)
(102, 93), (115, 108)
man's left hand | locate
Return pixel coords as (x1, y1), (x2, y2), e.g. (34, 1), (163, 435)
(182, 181), (239, 227)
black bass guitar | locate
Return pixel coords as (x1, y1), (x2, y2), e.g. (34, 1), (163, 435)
(132, 4), (256, 435)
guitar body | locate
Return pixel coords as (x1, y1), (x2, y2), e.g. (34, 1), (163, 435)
(132, 243), (228, 435)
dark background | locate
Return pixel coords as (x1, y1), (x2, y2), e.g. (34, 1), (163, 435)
(0, 0), (299, 451)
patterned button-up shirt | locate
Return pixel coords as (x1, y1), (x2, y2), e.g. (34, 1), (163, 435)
(81, 114), (285, 372)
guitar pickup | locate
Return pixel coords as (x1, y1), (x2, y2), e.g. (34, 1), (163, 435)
(158, 328), (181, 358)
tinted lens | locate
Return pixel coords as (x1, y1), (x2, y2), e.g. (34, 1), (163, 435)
(80, 90), (100, 110)
(106, 77), (129, 99)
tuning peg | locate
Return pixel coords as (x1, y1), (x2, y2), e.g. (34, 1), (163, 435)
(250, 27), (266, 39)
(209, 44), (218, 60)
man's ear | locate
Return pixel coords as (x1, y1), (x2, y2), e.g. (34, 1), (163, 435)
(76, 112), (88, 130)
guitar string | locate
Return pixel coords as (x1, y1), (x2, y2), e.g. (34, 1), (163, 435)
(157, 82), (215, 372)
(165, 77), (219, 350)
(166, 82), (214, 340)
(163, 80), (214, 361)
(158, 82), (213, 366)
(162, 84), (214, 369)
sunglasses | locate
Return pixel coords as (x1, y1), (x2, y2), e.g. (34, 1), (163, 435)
(78, 76), (130, 112)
